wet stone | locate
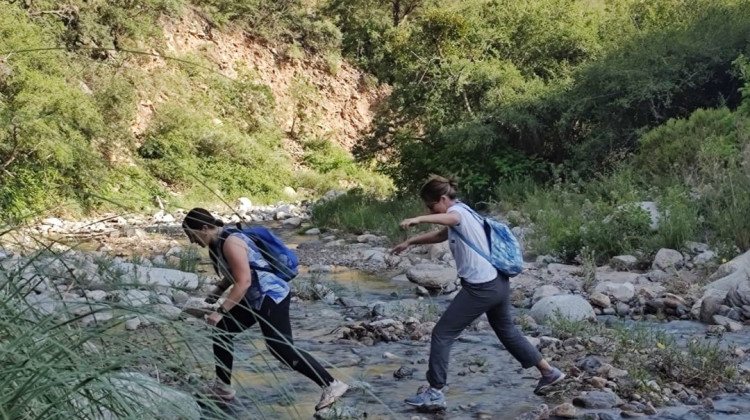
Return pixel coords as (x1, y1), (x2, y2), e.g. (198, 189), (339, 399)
(393, 365), (416, 379)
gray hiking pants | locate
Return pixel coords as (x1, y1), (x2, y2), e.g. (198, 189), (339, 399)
(426, 275), (542, 389)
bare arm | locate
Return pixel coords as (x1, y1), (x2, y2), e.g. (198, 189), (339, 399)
(219, 235), (252, 311)
(392, 210), (461, 254)
(401, 212), (460, 228)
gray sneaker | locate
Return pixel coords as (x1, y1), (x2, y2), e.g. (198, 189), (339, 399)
(534, 367), (565, 395)
(315, 379), (349, 411)
(404, 386), (446, 408)
(200, 380), (236, 401)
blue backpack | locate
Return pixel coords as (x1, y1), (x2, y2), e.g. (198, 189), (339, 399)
(216, 225), (299, 281)
(449, 204), (524, 277)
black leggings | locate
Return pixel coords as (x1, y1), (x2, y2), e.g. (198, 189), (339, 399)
(214, 294), (334, 388)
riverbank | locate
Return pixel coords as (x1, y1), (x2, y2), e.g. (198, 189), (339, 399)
(2, 203), (750, 419)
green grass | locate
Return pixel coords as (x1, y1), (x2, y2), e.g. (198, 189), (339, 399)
(310, 190), (427, 242)
(0, 231), (375, 419)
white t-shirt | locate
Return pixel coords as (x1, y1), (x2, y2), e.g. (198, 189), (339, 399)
(447, 202), (497, 283)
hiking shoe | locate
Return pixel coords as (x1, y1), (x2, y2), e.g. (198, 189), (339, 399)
(200, 380), (236, 401)
(315, 379), (349, 411)
(404, 386), (446, 408)
(534, 367), (565, 395)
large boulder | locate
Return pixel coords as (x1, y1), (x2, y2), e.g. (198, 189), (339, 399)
(532, 285), (562, 303)
(98, 372), (200, 420)
(405, 264), (457, 291)
(529, 295), (595, 324)
(113, 263), (199, 291)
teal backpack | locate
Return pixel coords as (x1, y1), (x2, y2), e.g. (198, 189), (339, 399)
(449, 203), (524, 277)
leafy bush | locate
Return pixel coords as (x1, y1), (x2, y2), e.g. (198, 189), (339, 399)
(637, 107), (745, 184)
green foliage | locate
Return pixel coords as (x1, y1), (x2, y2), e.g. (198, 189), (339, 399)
(545, 311), (598, 340)
(29, 0), (186, 52)
(702, 167), (750, 254)
(567, 0), (750, 165)
(606, 322), (739, 391)
(652, 187), (700, 251)
(0, 9), (112, 218)
(303, 137), (354, 173)
(345, 0), (750, 203)
(196, 0), (342, 53)
(637, 107), (745, 183)
(311, 190), (425, 240)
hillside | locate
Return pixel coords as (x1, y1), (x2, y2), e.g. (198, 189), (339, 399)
(0, 1), (391, 221)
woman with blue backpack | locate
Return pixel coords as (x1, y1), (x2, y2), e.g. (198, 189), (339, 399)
(391, 175), (565, 410)
(182, 207), (348, 410)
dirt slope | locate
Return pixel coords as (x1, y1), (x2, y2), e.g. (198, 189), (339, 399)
(131, 9), (389, 160)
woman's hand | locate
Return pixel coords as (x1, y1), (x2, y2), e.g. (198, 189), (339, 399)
(391, 240), (411, 255)
(399, 217), (421, 230)
(206, 311), (223, 326)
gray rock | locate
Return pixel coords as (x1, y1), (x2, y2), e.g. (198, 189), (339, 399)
(356, 234), (380, 243)
(593, 281), (635, 303)
(535, 255), (557, 267)
(709, 250), (750, 281)
(360, 249), (386, 264)
(595, 269), (640, 285)
(100, 372), (200, 420)
(589, 292), (612, 308)
(610, 255), (639, 271)
(712, 315), (743, 332)
(80, 312), (114, 327)
(172, 290), (190, 305)
(726, 280), (750, 308)
(693, 251), (717, 267)
(85, 290), (108, 301)
(281, 217), (302, 227)
(547, 264), (583, 275)
(532, 284), (562, 303)
(634, 282), (667, 299)
(393, 365), (416, 379)
(405, 264), (457, 291)
(120, 289), (151, 307)
(577, 355), (604, 373)
(237, 197), (253, 213)
(26, 293), (60, 317)
(615, 302), (631, 316)
(153, 304), (183, 321)
(125, 317), (141, 330)
(113, 263), (199, 291)
(529, 295), (595, 324)
(702, 298), (725, 322)
(685, 241), (710, 253)
(572, 389), (622, 409)
(652, 248), (684, 271)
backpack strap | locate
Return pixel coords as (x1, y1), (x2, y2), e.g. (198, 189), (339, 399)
(450, 225), (493, 265)
(225, 224), (277, 275)
(449, 201), (494, 265)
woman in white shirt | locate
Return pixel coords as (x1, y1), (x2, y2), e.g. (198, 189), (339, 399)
(392, 175), (565, 409)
